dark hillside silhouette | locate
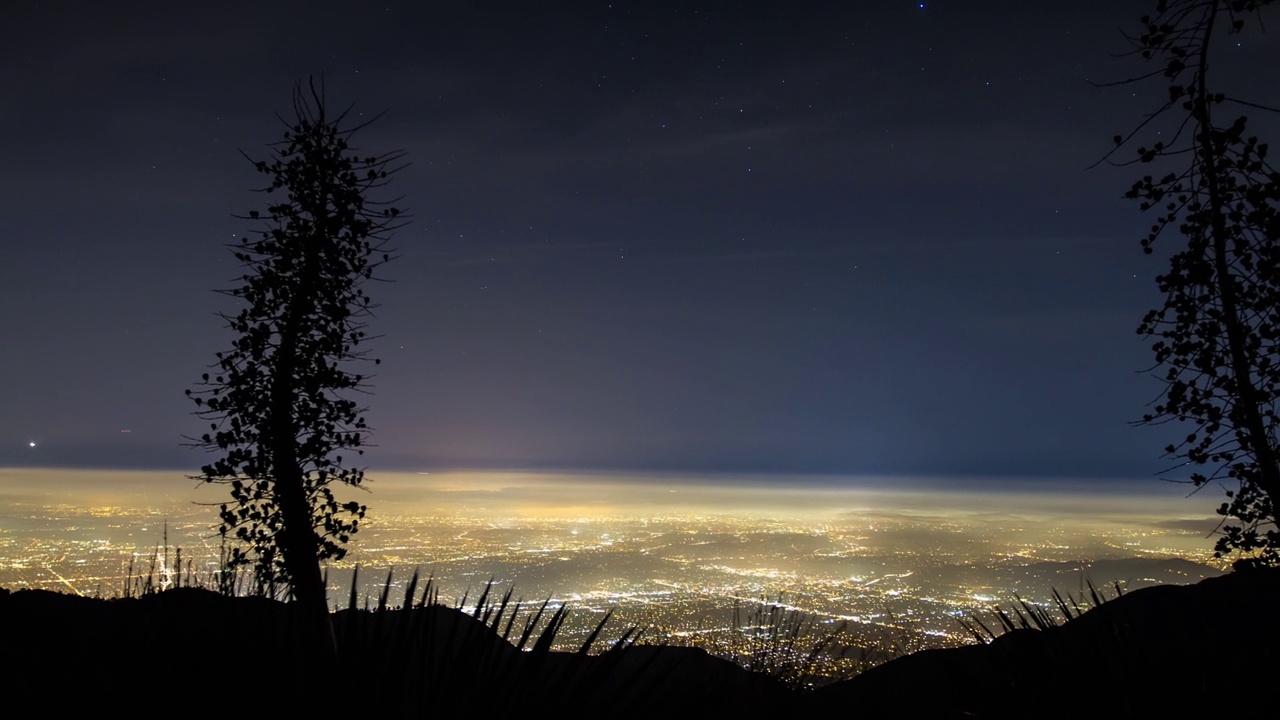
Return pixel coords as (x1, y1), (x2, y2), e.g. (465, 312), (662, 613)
(3, 569), (1278, 717)
(0, 583), (788, 717)
(805, 567), (1280, 717)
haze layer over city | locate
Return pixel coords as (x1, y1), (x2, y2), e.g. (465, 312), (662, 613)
(1, 467), (1224, 662)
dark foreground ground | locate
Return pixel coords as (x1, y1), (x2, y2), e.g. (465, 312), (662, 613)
(3, 568), (1277, 718)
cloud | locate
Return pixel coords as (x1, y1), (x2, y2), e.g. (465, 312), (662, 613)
(1149, 517), (1222, 534)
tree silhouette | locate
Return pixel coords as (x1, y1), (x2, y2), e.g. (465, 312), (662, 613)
(1112, 0), (1280, 566)
(187, 79), (406, 609)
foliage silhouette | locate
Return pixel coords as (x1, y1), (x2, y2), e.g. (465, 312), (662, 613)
(187, 78), (406, 614)
(1, 570), (799, 716)
(1109, 0), (1280, 566)
(728, 595), (865, 691)
(959, 580), (1123, 643)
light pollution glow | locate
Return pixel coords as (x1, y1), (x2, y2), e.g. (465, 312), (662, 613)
(0, 466), (1228, 656)
(0, 466), (1225, 547)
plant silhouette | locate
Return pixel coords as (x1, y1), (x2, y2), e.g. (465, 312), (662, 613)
(187, 78), (407, 621)
(1108, 0), (1280, 566)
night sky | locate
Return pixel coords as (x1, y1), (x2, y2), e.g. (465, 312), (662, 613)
(4, 2), (1276, 482)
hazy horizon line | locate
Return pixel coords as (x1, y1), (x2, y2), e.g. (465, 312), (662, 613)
(0, 463), (1176, 490)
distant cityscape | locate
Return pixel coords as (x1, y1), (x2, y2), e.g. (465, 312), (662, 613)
(0, 468), (1225, 674)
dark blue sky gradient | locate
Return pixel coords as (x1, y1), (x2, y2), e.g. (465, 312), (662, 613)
(2, 1), (1276, 481)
